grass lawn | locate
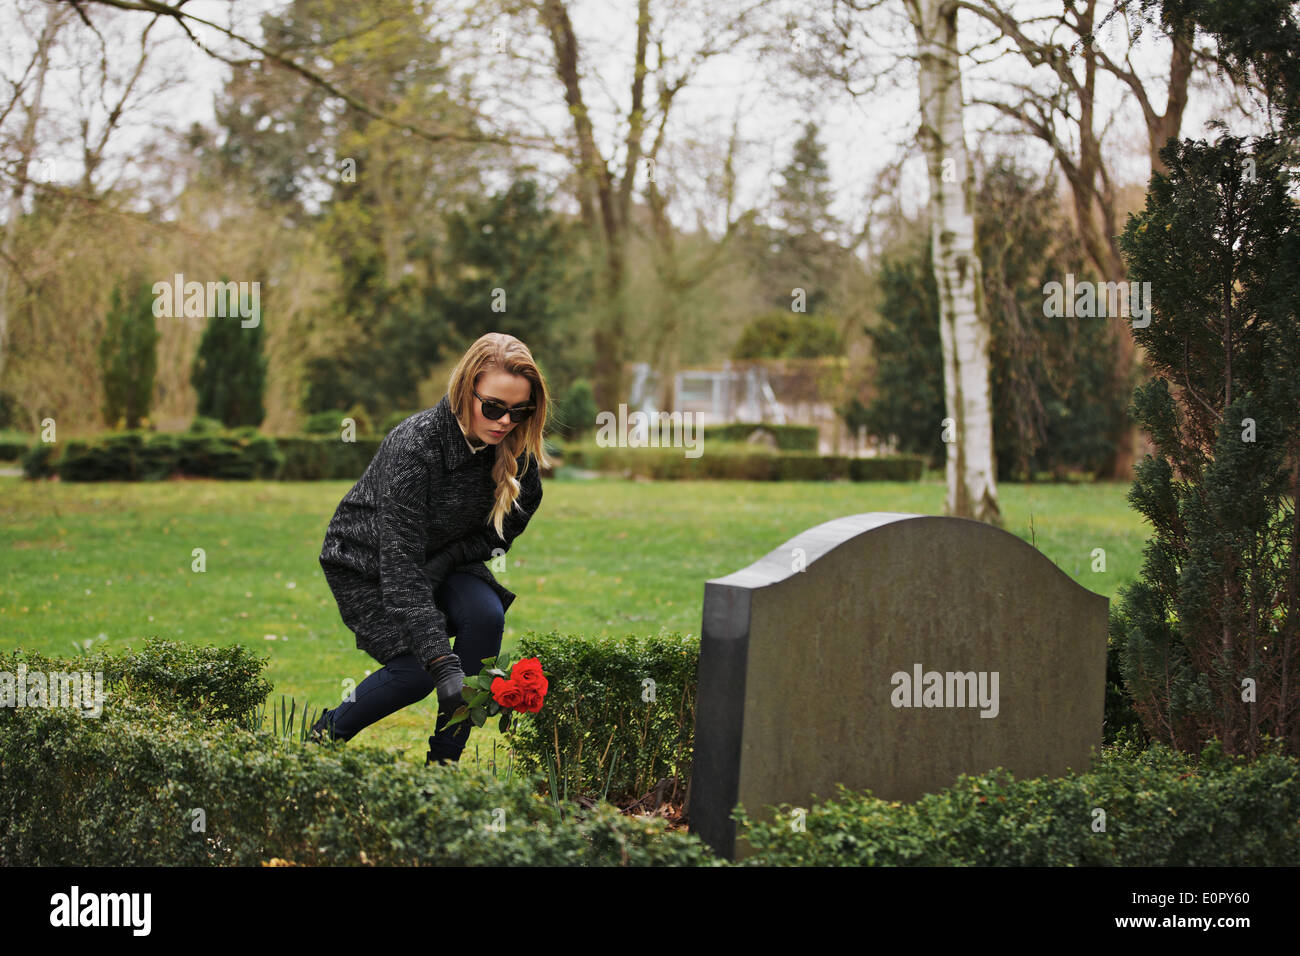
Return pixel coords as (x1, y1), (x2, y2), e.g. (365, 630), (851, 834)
(0, 470), (1151, 763)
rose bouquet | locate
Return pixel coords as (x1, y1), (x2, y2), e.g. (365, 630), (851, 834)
(443, 654), (548, 733)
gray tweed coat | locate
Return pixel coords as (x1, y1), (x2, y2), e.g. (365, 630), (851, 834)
(318, 393), (544, 667)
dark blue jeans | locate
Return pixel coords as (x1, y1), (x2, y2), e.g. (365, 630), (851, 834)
(322, 572), (505, 757)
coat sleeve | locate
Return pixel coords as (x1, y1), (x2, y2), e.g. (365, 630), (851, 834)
(427, 455), (544, 573)
(375, 432), (454, 669)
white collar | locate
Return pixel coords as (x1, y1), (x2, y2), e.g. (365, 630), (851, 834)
(457, 417), (487, 454)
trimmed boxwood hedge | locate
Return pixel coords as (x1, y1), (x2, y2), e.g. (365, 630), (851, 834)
(702, 423), (819, 451)
(3, 639), (1297, 866)
(560, 441), (924, 481)
(733, 736), (1300, 866)
(0, 642), (719, 867)
(0, 430), (31, 461)
(274, 435), (383, 480)
(14, 427), (922, 482)
(21, 429), (283, 481)
(20, 429), (381, 481)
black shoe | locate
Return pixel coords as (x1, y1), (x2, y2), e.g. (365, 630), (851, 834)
(307, 707), (339, 745)
(426, 733), (463, 767)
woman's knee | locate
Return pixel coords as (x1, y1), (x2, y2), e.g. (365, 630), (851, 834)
(442, 573), (505, 638)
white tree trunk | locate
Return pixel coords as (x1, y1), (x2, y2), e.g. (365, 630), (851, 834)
(905, 0), (1000, 524)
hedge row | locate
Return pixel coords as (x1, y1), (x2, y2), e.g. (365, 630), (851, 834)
(19, 429), (386, 482)
(15, 427), (922, 482)
(559, 441), (925, 481)
(701, 423), (819, 451)
(734, 736), (1300, 865)
(0, 643), (718, 867)
(3, 639), (1297, 865)
(511, 631), (1142, 810)
(0, 430), (29, 461)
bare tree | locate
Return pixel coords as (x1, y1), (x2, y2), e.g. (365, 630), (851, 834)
(954, 0), (1210, 478)
(0, 1), (70, 385)
(529, 0), (775, 409)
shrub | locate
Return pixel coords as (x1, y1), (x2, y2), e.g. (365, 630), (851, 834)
(512, 630), (698, 804)
(305, 405), (375, 437)
(1113, 133), (1300, 757)
(45, 430), (282, 481)
(559, 441), (923, 481)
(0, 431), (32, 461)
(552, 380), (597, 441)
(0, 642), (719, 867)
(734, 738), (1300, 865)
(20, 440), (56, 478)
(274, 435), (383, 480)
(187, 416), (225, 434)
(703, 423), (819, 451)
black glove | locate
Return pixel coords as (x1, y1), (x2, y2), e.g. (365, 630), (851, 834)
(424, 550), (457, 586)
(425, 653), (466, 709)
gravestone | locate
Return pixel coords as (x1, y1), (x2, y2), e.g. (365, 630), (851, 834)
(689, 512), (1108, 861)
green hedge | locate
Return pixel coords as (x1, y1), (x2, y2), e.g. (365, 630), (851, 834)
(19, 429), (282, 481)
(559, 441), (924, 481)
(0, 430), (31, 461)
(4, 639), (1295, 866)
(303, 406), (377, 437)
(274, 435), (383, 480)
(0, 642), (718, 866)
(19, 429), (384, 481)
(734, 736), (1300, 865)
(511, 630), (698, 804)
(702, 423), (819, 451)
(13, 427), (920, 482)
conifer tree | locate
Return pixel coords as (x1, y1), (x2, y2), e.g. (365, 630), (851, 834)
(190, 278), (267, 428)
(98, 276), (159, 430)
(1111, 133), (1300, 757)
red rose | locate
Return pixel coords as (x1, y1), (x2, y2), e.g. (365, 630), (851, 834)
(511, 658), (548, 694)
(491, 676), (525, 709)
(514, 686), (545, 714)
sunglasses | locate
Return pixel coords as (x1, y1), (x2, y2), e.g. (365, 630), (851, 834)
(473, 389), (536, 423)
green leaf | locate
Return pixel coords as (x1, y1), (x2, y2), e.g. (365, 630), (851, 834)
(487, 668), (507, 678)
(487, 700), (500, 716)
(469, 690), (490, 708)
(500, 711), (512, 733)
(471, 707), (486, 728)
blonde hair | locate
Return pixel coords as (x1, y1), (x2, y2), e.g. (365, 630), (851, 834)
(447, 333), (551, 538)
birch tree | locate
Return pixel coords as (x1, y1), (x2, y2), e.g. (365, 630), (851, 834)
(904, 0), (1001, 523)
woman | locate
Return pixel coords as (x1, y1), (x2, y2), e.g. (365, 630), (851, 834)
(312, 332), (550, 766)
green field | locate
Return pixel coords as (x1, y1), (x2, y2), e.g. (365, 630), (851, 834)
(0, 471), (1149, 761)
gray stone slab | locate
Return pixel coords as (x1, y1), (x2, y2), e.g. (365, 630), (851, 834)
(689, 512), (1108, 861)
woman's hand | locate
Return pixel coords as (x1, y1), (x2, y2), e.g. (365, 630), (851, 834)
(426, 653), (466, 707)
(424, 549), (457, 586)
